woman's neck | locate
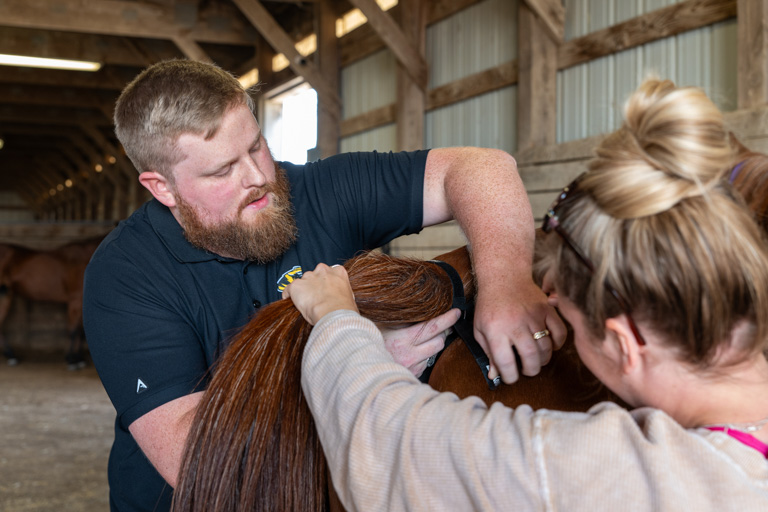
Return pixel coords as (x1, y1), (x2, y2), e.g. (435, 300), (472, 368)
(650, 353), (768, 443)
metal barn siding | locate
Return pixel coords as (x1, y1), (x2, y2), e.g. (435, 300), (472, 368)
(425, 0), (518, 152)
(390, 0), (519, 259)
(341, 48), (396, 120)
(426, 89), (517, 154)
(558, 0), (737, 143)
(339, 49), (397, 153)
(340, 125), (397, 153)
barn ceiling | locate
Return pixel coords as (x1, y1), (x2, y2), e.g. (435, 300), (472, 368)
(0, 0), (350, 211)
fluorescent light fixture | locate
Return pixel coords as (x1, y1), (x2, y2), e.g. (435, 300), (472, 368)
(0, 53), (102, 72)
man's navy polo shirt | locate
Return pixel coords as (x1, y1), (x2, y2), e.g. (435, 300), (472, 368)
(83, 150), (428, 512)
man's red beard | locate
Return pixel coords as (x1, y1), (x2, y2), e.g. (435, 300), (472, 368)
(175, 165), (298, 263)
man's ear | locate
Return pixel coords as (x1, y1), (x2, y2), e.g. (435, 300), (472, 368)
(604, 316), (641, 375)
(139, 171), (176, 208)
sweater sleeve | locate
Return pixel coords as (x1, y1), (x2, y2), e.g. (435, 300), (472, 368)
(301, 312), (768, 512)
(300, 310), (543, 512)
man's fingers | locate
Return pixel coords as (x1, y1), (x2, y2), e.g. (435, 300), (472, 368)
(516, 338), (544, 377)
(482, 335), (521, 384)
(420, 309), (461, 343)
(546, 310), (568, 350)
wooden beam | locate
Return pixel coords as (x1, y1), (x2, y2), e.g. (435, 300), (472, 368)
(427, 61), (517, 111)
(171, 33), (214, 63)
(256, 34), (276, 88)
(340, 0), (483, 67)
(395, 0), (426, 150)
(348, 0), (428, 91)
(231, 0), (341, 109)
(0, 83), (117, 113)
(341, 104), (396, 137)
(559, 0), (736, 71)
(316, 0), (341, 158)
(0, 104), (110, 126)
(0, 0), (259, 46)
(518, 2), (558, 150)
(0, 66), (137, 90)
(738, 0), (768, 108)
(522, 0), (565, 43)
(0, 27), (156, 67)
(336, 0), (734, 140)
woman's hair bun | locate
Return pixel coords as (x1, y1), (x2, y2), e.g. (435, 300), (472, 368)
(584, 79), (733, 219)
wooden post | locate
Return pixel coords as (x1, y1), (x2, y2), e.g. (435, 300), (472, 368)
(517, 2), (558, 151)
(738, 0), (768, 108)
(316, 0), (341, 158)
(396, 0), (426, 151)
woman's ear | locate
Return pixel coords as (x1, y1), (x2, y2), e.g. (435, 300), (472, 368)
(139, 171), (177, 208)
(604, 316), (642, 375)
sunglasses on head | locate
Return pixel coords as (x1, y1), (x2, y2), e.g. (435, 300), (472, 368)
(541, 174), (647, 345)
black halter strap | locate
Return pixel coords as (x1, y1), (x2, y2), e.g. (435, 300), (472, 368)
(428, 259), (467, 312)
(420, 260), (499, 390)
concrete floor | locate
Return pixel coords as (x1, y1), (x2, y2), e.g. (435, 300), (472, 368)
(0, 359), (112, 511)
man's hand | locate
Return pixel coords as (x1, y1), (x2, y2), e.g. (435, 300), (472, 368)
(379, 309), (461, 377)
(473, 279), (566, 384)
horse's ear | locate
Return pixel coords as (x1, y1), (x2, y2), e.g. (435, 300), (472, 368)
(138, 171), (177, 208)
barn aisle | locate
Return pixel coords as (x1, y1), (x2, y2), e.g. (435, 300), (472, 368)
(0, 361), (112, 511)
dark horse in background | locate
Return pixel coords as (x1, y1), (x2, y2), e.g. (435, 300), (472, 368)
(0, 237), (102, 368)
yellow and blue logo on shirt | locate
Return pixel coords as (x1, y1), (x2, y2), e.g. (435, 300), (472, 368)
(277, 265), (303, 293)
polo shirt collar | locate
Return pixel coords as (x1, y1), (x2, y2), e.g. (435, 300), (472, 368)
(146, 198), (235, 263)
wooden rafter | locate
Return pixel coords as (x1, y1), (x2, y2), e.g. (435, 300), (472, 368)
(231, 0), (341, 109)
(347, 0), (428, 91)
(0, 0), (258, 45)
(522, 0), (565, 43)
(171, 33), (214, 63)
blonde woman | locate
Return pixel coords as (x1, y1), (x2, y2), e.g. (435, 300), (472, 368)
(286, 79), (768, 512)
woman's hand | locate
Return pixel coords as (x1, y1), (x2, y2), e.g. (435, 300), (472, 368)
(283, 264), (358, 325)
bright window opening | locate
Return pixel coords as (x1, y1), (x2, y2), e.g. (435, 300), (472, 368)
(264, 83), (318, 164)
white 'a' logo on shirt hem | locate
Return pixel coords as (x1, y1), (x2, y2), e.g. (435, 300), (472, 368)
(136, 378), (148, 394)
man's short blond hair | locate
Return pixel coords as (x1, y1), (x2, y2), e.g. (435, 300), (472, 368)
(114, 60), (255, 180)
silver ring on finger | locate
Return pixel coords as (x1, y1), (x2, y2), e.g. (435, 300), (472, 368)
(425, 354), (437, 368)
(532, 329), (550, 341)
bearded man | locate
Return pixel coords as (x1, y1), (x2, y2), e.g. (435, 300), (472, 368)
(83, 59), (564, 512)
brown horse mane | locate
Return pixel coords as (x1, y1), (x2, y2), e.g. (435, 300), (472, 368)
(173, 248), (475, 512)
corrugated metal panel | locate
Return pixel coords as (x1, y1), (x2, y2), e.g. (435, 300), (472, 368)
(425, 0), (517, 152)
(340, 49), (396, 120)
(558, 0), (736, 143)
(392, 0), (519, 257)
(427, 0), (517, 88)
(426, 87), (517, 153)
(340, 124), (397, 153)
(339, 49), (396, 151)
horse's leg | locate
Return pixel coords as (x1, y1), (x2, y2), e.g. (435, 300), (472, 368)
(0, 286), (18, 365)
(65, 300), (86, 370)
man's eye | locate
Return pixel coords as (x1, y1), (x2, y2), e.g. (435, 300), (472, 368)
(214, 166), (233, 177)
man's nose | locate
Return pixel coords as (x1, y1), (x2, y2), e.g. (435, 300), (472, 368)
(241, 158), (267, 188)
